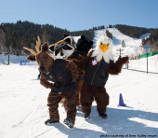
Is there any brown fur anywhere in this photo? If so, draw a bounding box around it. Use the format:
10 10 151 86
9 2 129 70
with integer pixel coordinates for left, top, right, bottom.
108 56 129 75
81 82 109 115
48 89 77 124
66 55 90 106
47 59 78 124
76 80 84 105
80 51 129 117
61 56 86 107
27 43 79 125
26 43 55 89
40 75 54 89
66 59 79 80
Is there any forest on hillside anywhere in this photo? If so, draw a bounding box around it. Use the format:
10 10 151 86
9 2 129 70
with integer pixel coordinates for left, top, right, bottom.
0 21 104 55
114 24 152 38
0 21 69 55
0 21 158 55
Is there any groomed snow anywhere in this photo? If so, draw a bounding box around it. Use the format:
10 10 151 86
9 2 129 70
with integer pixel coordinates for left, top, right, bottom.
0 63 158 138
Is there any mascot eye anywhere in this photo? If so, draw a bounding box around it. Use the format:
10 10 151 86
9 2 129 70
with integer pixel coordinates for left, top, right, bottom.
61 50 64 56
49 46 55 51
55 48 60 56
63 45 72 50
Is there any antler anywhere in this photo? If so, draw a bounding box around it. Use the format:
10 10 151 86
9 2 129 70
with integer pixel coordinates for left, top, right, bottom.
35 36 41 53
23 47 36 55
23 36 41 55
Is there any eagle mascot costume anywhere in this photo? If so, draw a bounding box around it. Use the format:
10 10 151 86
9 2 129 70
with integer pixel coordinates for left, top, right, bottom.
80 35 129 119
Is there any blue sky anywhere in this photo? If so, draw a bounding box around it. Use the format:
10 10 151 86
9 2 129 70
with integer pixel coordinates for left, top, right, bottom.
0 0 158 31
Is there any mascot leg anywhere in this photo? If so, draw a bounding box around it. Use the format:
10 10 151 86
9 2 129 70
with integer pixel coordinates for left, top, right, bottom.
61 97 68 111
62 80 83 111
63 92 77 128
46 92 62 124
94 87 109 118
76 80 84 106
80 82 94 118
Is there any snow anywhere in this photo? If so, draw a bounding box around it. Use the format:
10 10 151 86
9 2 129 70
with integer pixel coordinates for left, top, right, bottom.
139 33 151 39
128 55 158 73
0 53 27 64
0 60 158 138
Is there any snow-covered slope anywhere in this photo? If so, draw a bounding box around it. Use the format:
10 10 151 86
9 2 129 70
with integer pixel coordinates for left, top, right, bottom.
0 58 158 138
139 33 150 39
94 28 144 58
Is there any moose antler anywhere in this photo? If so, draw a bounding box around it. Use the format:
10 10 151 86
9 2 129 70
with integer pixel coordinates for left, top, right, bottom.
35 36 41 53
23 36 41 55
23 47 37 55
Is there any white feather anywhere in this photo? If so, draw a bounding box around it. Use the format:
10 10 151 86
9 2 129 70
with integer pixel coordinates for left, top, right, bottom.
92 32 114 63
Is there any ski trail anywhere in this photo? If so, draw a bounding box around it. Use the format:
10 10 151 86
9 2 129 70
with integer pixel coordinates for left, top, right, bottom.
12 110 35 128
33 128 52 138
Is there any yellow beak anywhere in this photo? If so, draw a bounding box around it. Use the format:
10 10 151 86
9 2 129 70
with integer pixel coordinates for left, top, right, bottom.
99 43 109 53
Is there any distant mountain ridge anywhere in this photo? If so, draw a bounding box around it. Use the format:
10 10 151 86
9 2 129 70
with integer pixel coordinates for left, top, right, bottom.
114 24 153 38
0 21 158 55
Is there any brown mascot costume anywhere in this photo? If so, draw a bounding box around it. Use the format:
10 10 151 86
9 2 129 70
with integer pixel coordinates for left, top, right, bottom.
24 37 79 128
80 35 129 119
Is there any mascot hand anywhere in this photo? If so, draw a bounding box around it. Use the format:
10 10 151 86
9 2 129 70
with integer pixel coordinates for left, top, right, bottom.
87 49 93 57
50 82 55 89
118 56 129 64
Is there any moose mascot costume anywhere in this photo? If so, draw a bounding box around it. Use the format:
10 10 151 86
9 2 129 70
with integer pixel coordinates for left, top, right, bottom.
80 35 129 119
24 37 79 128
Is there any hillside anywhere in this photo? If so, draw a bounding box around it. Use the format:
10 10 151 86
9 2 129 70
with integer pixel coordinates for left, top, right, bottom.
114 24 158 51
0 21 70 55
0 21 158 55
0 21 102 55
114 24 152 38
94 28 143 58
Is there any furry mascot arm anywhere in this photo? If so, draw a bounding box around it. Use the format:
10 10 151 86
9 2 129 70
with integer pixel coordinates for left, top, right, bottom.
66 60 79 80
70 50 93 78
108 56 129 75
72 55 89 76
40 74 54 89
78 50 94 74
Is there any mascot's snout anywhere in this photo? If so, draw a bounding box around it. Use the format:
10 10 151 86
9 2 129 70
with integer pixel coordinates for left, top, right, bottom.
99 43 109 53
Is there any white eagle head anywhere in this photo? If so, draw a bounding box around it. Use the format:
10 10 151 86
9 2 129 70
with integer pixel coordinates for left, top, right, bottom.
92 34 114 63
